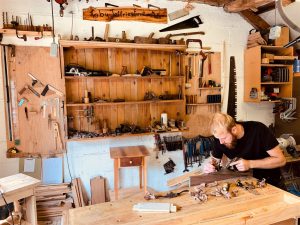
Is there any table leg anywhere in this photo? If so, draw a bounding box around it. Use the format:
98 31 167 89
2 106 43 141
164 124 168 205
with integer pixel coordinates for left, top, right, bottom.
143 157 147 194
25 195 38 225
114 158 119 200
139 164 142 189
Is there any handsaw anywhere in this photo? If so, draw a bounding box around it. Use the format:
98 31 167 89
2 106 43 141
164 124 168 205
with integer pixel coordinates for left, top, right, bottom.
227 56 237 120
159 15 203 32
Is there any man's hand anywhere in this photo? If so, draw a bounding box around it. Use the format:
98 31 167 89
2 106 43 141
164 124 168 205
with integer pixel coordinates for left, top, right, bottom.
203 158 220 173
229 159 251 171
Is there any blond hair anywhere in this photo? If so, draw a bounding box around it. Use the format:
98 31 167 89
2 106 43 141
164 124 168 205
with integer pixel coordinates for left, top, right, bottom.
210 112 236 135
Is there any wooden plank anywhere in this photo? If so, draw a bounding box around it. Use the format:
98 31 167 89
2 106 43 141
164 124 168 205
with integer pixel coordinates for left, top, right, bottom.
167 169 202 187
83 7 167 23
90 176 106 205
60 40 187 52
189 170 253 186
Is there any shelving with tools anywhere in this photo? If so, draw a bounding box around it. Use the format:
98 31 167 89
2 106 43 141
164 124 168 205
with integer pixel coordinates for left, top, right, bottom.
3 46 65 157
184 52 222 137
244 45 295 102
60 40 187 140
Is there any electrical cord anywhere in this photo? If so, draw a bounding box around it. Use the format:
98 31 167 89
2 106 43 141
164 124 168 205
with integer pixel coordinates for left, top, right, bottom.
65 149 73 183
0 187 14 225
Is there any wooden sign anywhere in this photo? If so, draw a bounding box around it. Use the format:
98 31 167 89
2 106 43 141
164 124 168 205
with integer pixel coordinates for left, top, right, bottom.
83 7 168 23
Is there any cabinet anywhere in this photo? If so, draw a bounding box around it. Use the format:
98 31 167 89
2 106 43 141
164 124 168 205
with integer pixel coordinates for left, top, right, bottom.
60 40 187 140
244 46 294 102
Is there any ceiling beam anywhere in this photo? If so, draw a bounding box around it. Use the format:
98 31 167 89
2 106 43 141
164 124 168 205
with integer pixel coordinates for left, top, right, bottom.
255 0 295 14
167 0 231 7
239 9 270 30
224 0 274 13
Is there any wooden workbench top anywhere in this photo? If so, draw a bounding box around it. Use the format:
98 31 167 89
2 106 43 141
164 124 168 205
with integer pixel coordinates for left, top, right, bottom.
110 145 150 158
65 177 300 225
0 173 41 195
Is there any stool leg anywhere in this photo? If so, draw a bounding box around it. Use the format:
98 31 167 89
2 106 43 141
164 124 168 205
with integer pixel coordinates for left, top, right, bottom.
114 159 119 200
139 165 142 189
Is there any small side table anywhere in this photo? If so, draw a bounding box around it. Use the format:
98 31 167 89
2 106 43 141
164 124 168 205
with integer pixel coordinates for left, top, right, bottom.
110 145 150 200
0 173 41 225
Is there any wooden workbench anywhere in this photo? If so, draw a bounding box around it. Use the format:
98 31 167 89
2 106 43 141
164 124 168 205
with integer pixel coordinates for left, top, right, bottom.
64 177 300 225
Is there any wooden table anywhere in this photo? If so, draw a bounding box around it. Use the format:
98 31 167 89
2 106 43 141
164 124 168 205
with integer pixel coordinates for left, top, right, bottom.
65 177 300 225
110 145 150 200
0 173 41 225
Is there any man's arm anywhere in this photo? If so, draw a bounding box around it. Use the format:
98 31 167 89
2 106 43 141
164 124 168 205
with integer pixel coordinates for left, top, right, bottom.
230 145 286 171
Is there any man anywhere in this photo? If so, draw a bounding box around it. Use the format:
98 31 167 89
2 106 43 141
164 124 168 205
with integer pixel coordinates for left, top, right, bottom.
204 112 286 189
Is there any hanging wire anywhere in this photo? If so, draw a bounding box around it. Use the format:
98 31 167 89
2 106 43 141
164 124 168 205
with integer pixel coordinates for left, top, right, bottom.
50 0 55 43
274 0 277 26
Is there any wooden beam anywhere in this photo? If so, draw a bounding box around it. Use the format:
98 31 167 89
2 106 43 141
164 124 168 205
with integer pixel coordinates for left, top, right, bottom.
167 0 231 7
224 0 274 13
239 9 270 31
255 0 295 15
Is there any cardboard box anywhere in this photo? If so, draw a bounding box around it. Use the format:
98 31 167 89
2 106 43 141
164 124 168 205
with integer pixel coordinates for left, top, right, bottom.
275 26 289 46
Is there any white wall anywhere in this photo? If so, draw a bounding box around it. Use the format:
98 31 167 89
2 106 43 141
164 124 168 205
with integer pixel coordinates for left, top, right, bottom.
0 0 276 192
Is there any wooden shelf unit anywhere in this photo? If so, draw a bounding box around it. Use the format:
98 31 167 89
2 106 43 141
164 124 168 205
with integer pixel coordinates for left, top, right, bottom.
244 45 294 102
61 40 186 137
0 28 52 37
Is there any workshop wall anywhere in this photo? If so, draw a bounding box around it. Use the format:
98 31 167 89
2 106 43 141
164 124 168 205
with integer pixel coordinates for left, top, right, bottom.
0 0 276 191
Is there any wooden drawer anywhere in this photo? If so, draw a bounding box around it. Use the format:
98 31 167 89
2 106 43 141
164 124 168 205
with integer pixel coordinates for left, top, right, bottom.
120 157 142 167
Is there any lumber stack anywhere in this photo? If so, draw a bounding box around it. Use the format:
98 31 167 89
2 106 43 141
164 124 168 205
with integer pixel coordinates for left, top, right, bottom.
35 183 73 222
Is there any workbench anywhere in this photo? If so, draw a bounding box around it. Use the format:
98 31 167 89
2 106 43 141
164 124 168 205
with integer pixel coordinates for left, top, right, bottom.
64 177 300 225
0 173 41 225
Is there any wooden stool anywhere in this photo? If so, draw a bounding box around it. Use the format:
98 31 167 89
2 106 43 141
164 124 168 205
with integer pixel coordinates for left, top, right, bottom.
110 145 150 200
0 173 40 225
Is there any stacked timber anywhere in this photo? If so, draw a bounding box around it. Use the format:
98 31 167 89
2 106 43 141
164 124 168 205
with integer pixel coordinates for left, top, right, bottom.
35 183 73 223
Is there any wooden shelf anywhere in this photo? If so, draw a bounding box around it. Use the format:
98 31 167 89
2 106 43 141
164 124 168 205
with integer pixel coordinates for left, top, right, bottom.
60 40 187 51
294 72 300 77
66 130 188 143
198 87 221 90
65 75 185 80
261 82 292 85
6 151 64 158
66 99 184 107
0 28 52 37
273 56 296 61
186 103 221 106
261 63 292 67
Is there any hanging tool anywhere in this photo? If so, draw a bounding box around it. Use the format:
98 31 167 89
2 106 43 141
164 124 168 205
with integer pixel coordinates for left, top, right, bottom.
188 56 192 80
227 56 237 120
207 53 212 74
159 15 203 32
148 4 160 9
41 84 64 97
186 39 211 51
169 31 205 38
52 121 63 150
168 2 192 21
28 73 44 87
105 3 119 7
198 51 207 90
53 0 68 17
11 21 27 41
